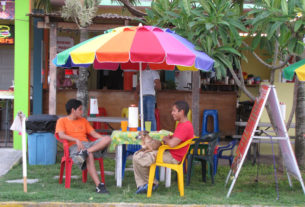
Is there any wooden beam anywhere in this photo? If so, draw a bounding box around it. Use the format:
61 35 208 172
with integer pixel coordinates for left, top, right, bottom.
48 23 57 115
37 21 123 31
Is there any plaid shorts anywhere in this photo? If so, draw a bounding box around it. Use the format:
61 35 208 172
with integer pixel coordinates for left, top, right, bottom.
69 138 107 168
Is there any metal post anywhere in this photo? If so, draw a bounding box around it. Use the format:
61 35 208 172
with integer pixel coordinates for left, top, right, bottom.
139 63 144 130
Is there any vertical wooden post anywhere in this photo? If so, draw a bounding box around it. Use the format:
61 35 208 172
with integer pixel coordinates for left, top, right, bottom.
49 23 57 115
43 29 49 90
192 71 200 136
33 17 43 114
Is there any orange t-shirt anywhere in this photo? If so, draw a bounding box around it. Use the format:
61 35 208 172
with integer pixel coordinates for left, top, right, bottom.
55 117 94 147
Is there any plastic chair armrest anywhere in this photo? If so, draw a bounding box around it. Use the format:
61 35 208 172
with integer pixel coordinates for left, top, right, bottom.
55 133 71 158
193 133 219 156
155 145 170 163
155 139 194 163
217 140 236 156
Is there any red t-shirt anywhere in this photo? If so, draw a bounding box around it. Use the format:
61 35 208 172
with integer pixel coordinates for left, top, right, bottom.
55 117 94 147
169 121 194 162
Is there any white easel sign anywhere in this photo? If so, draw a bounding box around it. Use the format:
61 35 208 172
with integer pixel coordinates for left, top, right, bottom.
226 85 305 198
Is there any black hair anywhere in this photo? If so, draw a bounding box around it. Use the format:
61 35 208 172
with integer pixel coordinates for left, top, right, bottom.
65 99 82 115
174 100 189 116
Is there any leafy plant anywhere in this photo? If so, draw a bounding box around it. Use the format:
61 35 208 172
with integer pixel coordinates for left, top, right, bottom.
33 0 51 12
246 0 305 72
144 0 247 80
61 0 101 28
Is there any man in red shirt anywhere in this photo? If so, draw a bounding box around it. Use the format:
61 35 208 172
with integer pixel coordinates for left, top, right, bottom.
56 99 111 194
133 100 194 194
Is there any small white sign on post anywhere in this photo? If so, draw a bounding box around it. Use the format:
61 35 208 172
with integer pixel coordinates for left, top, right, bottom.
90 98 99 115
10 111 27 193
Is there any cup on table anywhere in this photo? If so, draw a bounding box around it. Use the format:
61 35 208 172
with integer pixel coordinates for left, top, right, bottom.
145 121 152 132
121 121 128 132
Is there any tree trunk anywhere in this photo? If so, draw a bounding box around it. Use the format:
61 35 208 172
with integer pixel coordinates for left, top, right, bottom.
48 23 57 115
118 0 147 17
192 71 200 136
295 80 305 169
76 28 89 117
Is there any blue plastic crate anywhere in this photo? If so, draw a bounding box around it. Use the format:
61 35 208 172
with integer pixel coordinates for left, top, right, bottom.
28 133 57 165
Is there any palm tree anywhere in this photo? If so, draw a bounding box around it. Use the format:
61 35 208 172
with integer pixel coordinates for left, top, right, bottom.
33 0 51 13
145 0 249 93
144 0 250 134
61 0 101 116
144 0 305 167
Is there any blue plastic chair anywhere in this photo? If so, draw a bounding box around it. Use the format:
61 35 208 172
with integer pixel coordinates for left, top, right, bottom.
213 140 237 174
122 144 141 179
201 109 219 136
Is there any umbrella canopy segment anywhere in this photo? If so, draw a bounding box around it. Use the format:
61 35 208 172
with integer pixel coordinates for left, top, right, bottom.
283 58 305 81
53 25 215 130
53 26 214 71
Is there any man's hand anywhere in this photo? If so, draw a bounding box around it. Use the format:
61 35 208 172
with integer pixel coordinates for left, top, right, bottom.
58 131 84 150
154 79 161 91
162 135 172 145
75 139 84 151
162 135 181 148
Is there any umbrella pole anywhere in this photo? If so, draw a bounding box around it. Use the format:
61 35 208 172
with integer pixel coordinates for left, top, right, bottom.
139 62 144 131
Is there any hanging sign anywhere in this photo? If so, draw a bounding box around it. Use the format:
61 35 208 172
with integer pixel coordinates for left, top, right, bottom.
0 25 14 44
57 36 74 53
89 98 99 115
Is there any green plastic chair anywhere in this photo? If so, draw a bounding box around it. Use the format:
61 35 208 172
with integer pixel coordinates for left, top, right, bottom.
186 132 219 185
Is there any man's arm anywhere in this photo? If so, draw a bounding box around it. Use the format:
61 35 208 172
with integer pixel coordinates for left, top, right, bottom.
58 131 84 151
89 130 106 139
162 135 181 148
154 79 161 91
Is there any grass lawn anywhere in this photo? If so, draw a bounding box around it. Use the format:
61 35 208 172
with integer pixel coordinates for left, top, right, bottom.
0 153 305 206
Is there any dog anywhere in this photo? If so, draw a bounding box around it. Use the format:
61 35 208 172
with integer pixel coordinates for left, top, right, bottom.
137 131 162 153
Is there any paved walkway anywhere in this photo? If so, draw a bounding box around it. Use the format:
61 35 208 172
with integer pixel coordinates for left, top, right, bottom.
0 202 270 207
0 148 22 177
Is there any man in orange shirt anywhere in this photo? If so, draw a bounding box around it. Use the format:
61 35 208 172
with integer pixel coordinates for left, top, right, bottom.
56 99 111 194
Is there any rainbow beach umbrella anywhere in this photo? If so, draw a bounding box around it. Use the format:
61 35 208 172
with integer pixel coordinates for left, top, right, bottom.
283 58 305 81
53 25 214 129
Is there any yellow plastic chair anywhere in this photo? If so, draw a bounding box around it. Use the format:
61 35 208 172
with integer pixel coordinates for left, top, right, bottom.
147 138 194 197
175 110 192 128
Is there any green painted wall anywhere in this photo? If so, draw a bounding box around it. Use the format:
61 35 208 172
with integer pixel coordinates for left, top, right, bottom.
14 0 30 149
